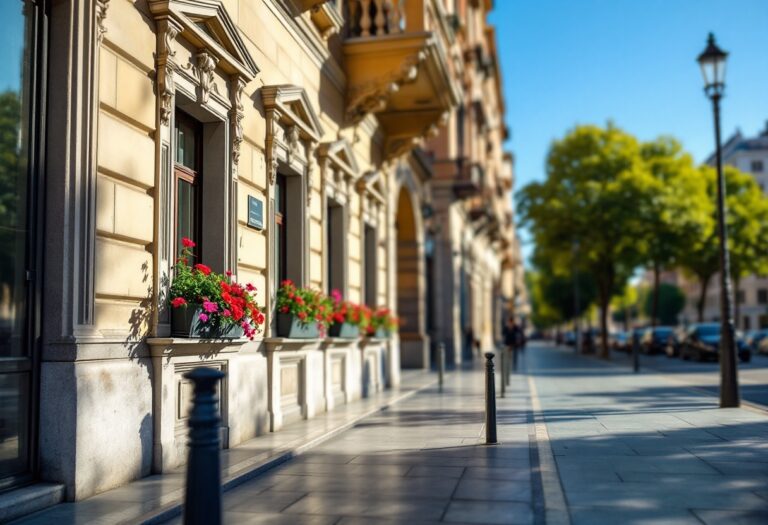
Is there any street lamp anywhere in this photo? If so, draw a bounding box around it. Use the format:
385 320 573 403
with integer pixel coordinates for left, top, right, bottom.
697 33 740 408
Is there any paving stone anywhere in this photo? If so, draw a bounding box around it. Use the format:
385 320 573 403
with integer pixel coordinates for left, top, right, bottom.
443 500 533 524
693 509 768 525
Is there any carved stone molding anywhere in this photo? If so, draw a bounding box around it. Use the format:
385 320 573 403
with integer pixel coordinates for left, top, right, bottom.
261 85 324 194
95 0 110 45
155 17 182 126
195 51 219 104
230 76 245 172
346 51 424 123
306 141 317 204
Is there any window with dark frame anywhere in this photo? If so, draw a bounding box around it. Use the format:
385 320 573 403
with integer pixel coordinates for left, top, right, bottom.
174 110 202 260
275 174 288 284
326 201 344 294
751 160 764 173
364 224 377 306
758 288 768 305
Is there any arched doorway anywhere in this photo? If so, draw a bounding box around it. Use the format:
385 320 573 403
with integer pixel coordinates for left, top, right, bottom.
396 186 429 368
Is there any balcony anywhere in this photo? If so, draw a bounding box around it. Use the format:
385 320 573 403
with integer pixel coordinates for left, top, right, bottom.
452 160 484 199
343 0 459 159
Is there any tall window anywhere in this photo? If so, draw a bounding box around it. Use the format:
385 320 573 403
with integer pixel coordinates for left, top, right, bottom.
364 224 377 306
0 0 44 489
275 174 287 284
751 160 764 173
326 201 344 294
174 111 202 258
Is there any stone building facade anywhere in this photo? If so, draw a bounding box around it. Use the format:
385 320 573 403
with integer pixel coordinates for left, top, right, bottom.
0 0 522 504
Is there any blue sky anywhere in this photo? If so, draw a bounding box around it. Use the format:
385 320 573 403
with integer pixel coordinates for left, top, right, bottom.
489 0 768 262
0 3 24 93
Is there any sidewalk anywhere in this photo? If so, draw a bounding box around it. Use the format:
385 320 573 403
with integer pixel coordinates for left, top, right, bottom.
8 371 438 525
526 343 768 525
166 360 540 525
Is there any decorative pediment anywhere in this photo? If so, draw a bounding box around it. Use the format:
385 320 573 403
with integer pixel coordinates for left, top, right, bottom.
261 85 324 204
148 0 259 80
356 170 386 205
318 139 359 179
261 85 324 143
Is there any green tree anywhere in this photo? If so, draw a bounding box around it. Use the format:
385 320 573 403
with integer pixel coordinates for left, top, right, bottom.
518 124 652 358
611 284 639 331
642 283 685 325
638 137 710 326
677 165 768 322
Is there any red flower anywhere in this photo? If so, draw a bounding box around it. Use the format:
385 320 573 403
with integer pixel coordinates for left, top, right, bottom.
225 270 232 277
182 237 196 248
255 312 265 324
281 279 294 287
280 306 290 313
298 312 307 320
295 296 304 306
194 264 212 276
171 297 187 308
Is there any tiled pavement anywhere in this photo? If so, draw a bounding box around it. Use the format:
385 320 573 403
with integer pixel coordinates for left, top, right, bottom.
527 344 768 525
11 343 768 524
162 362 538 525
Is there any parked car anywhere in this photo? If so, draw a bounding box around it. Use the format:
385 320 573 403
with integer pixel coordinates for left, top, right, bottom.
745 330 768 352
610 331 630 352
679 323 751 363
665 326 688 358
641 326 675 355
759 336 768 355
562 331 577 346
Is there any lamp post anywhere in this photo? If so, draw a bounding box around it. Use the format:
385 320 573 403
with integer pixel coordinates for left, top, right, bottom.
697 33 740 408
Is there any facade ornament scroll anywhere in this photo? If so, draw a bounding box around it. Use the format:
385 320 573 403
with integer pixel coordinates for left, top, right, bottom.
266 107 282 186
306 141 317 205
230 76 246 173
96 0 110 44
285 125 301 165
194 51 219 104
155 18 182 126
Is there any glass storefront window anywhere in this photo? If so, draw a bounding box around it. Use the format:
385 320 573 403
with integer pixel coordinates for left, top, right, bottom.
0 0 40 488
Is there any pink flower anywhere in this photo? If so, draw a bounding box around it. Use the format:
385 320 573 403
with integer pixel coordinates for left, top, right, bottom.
222 309 232 318
225 270 232 277
246 283 256 292
171 297 187 308
198 313 209 323
182 237 196 248
202 300 218 313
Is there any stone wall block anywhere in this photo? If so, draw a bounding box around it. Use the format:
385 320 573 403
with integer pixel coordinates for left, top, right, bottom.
98 113 154 188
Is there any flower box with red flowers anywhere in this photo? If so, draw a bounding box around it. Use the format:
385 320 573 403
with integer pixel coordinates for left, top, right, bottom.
368 307 399 339
327 290 370 339
168 238 266 340
275 280 330 339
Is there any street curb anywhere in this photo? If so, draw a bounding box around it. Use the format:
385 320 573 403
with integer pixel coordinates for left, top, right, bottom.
134 376 439 525
527 375 571 525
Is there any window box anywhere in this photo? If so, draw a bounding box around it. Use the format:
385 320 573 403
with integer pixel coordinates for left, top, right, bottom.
374 327 390 339
328 322 360 339
171 305 244 339
276 312 319 339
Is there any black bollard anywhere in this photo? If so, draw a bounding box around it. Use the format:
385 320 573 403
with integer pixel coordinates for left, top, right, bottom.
438 342 446 392
484 353 498 444
183 367 225 525
499 348 506 398
505 347 512 386
632 332 640 374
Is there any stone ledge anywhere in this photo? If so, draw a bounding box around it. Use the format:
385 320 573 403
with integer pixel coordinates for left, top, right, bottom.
0 482 64 522
263 337 323 352
146 337 249 358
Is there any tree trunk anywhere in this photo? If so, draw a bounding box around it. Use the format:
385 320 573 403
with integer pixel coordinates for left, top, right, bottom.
697 274 711 322
651 262 660 327
599 293 610 359
734 275 741 330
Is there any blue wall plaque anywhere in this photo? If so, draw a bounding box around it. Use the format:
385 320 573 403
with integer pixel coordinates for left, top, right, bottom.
247 195 264 230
